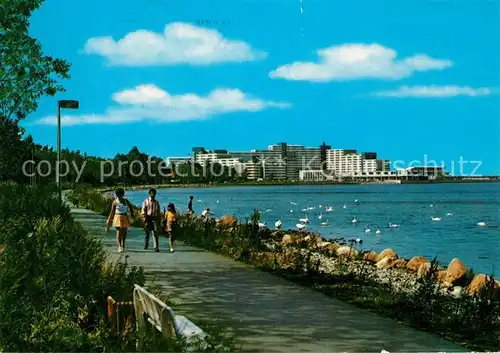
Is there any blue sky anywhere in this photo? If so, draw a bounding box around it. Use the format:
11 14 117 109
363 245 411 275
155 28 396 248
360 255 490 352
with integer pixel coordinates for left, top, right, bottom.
25 0 500 175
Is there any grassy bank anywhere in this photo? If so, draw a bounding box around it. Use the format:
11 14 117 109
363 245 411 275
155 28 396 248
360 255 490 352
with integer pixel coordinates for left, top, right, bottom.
0 183 232 352
69 186 500 352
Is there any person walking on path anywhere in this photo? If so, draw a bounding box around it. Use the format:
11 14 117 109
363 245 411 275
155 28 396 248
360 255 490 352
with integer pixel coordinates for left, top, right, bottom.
106 188 135 253
164 203 178 252
187 196 194 215
141 188 161 252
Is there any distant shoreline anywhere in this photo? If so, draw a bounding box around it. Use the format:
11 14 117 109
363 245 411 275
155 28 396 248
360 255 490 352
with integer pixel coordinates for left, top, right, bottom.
96 178 500 193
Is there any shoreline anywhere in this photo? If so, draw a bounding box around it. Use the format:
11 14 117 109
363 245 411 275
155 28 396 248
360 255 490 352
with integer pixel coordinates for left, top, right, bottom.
96 178 500 192
68 186 500 351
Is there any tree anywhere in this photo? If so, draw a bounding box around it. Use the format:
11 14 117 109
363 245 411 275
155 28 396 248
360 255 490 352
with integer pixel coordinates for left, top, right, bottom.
0 0 71 121
0 0 71 182
0 117 30 182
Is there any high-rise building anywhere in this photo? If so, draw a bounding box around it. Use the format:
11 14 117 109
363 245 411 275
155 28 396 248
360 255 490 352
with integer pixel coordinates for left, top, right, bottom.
326 149 363 176
267 142 323 180
376 160 391 172
189 143 391 180
320 142 331 171
251 148 286 180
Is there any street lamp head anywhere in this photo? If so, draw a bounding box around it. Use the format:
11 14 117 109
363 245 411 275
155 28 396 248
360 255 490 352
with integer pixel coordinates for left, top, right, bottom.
58 100 79 109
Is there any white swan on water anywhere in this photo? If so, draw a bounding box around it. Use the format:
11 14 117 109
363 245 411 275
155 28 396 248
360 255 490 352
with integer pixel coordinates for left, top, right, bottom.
365 225 371 233
299 215 309 224
352 217 358 224
343 204 347 209
326 206 333 212
431 217 442 221
376 227 381 235
477 222 487 227
318 213 323 220
275 220 282 229
446 213 453 216
296 223 306 230
388 222 400 228
321 219 328 226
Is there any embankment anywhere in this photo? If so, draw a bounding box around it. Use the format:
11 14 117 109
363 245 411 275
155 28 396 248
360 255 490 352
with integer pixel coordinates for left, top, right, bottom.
68 185 500 352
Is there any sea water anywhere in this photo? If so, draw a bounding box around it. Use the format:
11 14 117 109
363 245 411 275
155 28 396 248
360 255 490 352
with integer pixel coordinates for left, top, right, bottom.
127 183 500 274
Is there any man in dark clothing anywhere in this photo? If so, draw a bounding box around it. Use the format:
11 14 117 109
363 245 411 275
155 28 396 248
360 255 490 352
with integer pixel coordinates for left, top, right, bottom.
187 195 194 215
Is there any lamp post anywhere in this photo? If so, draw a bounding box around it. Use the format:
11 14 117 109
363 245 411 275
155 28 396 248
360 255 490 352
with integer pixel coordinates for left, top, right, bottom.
57 100 79 202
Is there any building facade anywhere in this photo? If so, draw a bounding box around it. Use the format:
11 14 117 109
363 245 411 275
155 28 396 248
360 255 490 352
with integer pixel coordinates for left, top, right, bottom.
166 156 191 166
326 149 363 176
188 142 394 181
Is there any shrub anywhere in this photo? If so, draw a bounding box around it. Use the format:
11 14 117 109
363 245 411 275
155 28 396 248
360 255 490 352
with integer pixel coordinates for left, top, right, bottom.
69 185 500 351
0 183 167 351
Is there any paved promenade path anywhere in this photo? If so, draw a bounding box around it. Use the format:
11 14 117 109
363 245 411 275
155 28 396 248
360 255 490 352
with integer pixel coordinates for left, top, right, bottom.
70 205 466 352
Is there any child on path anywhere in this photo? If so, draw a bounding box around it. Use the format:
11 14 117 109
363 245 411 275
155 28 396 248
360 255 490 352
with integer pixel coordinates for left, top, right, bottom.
164 203 178 252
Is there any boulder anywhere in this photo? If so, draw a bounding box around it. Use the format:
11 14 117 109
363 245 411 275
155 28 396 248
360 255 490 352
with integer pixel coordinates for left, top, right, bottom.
363 251 378 263
417 262 431 278
376 249 397 262
336 246 358 259
406 256 430 272
376 257 394 270
316 241 331 249
324 243 340 255
436 270 448 282
390 259 407 269
218 215 238 227
281 234 296 244
444 258 467 284
467 274 498 295
304 234 321 243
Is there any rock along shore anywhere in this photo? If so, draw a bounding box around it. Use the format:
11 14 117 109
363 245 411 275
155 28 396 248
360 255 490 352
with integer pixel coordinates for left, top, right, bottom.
214 214 500 300
265 229 500 299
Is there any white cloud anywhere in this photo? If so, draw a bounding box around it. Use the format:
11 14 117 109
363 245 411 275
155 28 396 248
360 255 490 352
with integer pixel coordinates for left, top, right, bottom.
269 43 453 82
372 85 495 98
83 22 266 66
34 84 290 125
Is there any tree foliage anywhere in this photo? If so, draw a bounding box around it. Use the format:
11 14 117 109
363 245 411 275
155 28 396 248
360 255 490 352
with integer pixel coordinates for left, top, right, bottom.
0 0 71 121
0 0 71 181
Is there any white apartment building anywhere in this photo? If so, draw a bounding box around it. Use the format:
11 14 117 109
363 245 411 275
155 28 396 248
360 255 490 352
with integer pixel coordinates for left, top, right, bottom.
194 153 244 174
195 153 219 164
326 149 363 176
166 156 191 166
299 170 335 181
363 159 378 173
217 158 244 174
243 161 262 180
